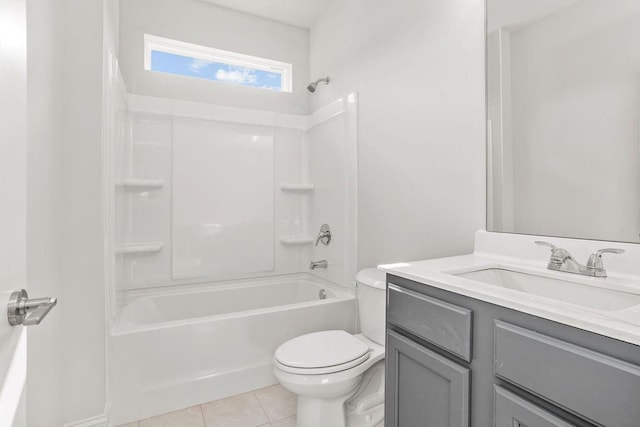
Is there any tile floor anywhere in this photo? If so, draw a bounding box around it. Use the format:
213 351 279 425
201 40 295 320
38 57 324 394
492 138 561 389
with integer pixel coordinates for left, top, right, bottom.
119 385 296 427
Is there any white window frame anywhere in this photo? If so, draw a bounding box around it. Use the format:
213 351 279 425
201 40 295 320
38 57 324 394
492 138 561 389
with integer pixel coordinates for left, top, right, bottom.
144 34 293 93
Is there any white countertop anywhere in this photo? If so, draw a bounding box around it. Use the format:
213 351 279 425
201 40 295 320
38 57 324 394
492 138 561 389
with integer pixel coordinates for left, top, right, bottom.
379 248 640 347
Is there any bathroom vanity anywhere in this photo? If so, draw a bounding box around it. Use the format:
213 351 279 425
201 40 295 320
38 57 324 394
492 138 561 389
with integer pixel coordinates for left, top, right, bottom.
381 232 640 427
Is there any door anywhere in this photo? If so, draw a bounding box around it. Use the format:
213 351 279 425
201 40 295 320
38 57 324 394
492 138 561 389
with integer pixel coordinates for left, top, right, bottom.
0 0 28 425
385 330 470 427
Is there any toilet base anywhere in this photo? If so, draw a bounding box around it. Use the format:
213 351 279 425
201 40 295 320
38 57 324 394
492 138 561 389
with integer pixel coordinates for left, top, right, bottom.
294 361 385 427
297 392 357 427
346 361 385 427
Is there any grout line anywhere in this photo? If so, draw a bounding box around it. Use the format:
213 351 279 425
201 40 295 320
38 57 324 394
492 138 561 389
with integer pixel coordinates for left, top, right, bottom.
254 388 272 421
255 386 297 424
253 391 273 425
199 403 207 427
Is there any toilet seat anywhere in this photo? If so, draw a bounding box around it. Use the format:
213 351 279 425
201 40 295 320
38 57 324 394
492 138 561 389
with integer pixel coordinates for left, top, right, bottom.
275 330 371 375
275 351 371 375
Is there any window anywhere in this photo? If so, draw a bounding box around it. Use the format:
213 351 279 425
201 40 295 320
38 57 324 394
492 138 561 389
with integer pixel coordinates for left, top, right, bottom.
144 34 292 92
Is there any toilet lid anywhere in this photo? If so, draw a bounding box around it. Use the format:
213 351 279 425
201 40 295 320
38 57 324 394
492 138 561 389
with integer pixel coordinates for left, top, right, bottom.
275 330 370 370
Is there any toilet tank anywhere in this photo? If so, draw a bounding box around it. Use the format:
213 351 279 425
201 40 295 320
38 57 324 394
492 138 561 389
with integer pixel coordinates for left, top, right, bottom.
356 268 387 345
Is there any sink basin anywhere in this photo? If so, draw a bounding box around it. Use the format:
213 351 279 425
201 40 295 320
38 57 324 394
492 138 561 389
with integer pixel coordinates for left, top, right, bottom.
454 268 640 311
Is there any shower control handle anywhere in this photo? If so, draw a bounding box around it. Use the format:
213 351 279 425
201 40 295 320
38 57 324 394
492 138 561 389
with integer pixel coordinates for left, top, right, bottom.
315 224 332 246
7 289 57 326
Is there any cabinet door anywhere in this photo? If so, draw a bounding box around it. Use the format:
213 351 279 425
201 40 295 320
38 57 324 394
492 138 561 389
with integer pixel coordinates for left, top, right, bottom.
494 386 573 427
386 330 469 427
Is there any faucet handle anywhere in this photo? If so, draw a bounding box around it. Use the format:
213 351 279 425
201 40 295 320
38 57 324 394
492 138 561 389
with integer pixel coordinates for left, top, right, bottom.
535 241 570 269
314 224 332 246
586 248 625 274
535 241 558 250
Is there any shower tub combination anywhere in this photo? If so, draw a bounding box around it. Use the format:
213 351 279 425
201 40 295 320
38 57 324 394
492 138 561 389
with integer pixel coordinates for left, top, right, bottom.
109 273 356 425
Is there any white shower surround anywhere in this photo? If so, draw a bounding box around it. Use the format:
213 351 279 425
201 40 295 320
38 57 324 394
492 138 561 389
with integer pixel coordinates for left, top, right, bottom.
109 274 356 425
114 93 358 297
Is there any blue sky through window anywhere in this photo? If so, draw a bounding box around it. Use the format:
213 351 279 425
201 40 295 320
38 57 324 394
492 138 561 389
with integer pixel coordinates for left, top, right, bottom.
150 50 283 91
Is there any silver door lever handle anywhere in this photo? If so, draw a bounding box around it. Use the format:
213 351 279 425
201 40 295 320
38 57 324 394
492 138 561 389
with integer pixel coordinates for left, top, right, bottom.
7 289 57 326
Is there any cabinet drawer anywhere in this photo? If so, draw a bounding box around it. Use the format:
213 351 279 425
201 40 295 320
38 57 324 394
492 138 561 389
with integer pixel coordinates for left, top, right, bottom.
494 321 640 427
495 386 573 427
387 284 472 361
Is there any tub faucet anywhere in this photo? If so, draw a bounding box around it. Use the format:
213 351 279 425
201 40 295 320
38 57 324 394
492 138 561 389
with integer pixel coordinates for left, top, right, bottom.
310 260 328 270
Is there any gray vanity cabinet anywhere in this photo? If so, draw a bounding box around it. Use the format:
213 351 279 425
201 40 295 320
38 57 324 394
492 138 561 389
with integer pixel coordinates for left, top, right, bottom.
385 274 640 427
386 330 470 427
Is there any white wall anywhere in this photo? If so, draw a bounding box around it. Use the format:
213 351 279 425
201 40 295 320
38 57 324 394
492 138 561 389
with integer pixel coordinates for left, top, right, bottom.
22 1 109 425
26 1 63 425
59 0 107 423
508 0 640 242
119 0 310 115
310 0 486 268
25 0 109 425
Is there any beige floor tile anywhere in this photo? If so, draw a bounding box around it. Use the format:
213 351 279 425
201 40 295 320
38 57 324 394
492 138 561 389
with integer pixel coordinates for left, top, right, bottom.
202 392 269 427
255 385 297 422
271 415 296 427
117 423 139 427
139 406 205 427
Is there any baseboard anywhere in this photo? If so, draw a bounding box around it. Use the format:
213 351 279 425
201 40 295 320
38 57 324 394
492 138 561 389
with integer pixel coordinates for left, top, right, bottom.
62 403 111 427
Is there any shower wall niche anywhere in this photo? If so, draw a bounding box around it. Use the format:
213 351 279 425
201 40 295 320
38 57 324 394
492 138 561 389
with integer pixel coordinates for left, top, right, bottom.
112 93 357 298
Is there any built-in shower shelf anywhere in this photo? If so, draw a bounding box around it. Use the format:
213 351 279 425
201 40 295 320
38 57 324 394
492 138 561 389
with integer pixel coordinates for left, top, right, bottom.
117 179 165 191
116 242 165 255
280 183 314 192
279 236 314 245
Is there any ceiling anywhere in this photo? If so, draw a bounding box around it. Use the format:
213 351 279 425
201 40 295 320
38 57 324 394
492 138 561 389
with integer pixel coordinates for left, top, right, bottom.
199 0 331 29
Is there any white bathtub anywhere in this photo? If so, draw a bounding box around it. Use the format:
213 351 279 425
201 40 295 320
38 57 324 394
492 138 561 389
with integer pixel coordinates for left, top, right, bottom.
109 274 356 425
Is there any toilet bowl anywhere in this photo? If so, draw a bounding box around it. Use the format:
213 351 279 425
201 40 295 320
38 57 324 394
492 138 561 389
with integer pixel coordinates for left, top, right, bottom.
273 269 386 427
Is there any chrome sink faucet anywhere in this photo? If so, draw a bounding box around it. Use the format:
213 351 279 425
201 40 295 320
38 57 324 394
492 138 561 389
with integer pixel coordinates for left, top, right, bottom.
535 241 624 278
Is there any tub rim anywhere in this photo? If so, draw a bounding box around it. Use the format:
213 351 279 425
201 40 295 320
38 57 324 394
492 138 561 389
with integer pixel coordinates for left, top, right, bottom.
110 273 355 335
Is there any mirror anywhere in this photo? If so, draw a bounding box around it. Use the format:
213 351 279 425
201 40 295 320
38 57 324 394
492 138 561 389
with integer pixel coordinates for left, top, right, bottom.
486 0 640 243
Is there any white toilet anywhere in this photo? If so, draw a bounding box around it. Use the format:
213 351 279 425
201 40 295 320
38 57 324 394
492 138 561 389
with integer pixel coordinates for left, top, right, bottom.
274 269 386 427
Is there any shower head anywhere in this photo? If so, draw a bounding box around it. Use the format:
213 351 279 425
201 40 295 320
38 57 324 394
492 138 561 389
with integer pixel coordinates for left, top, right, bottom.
307 77 331 93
